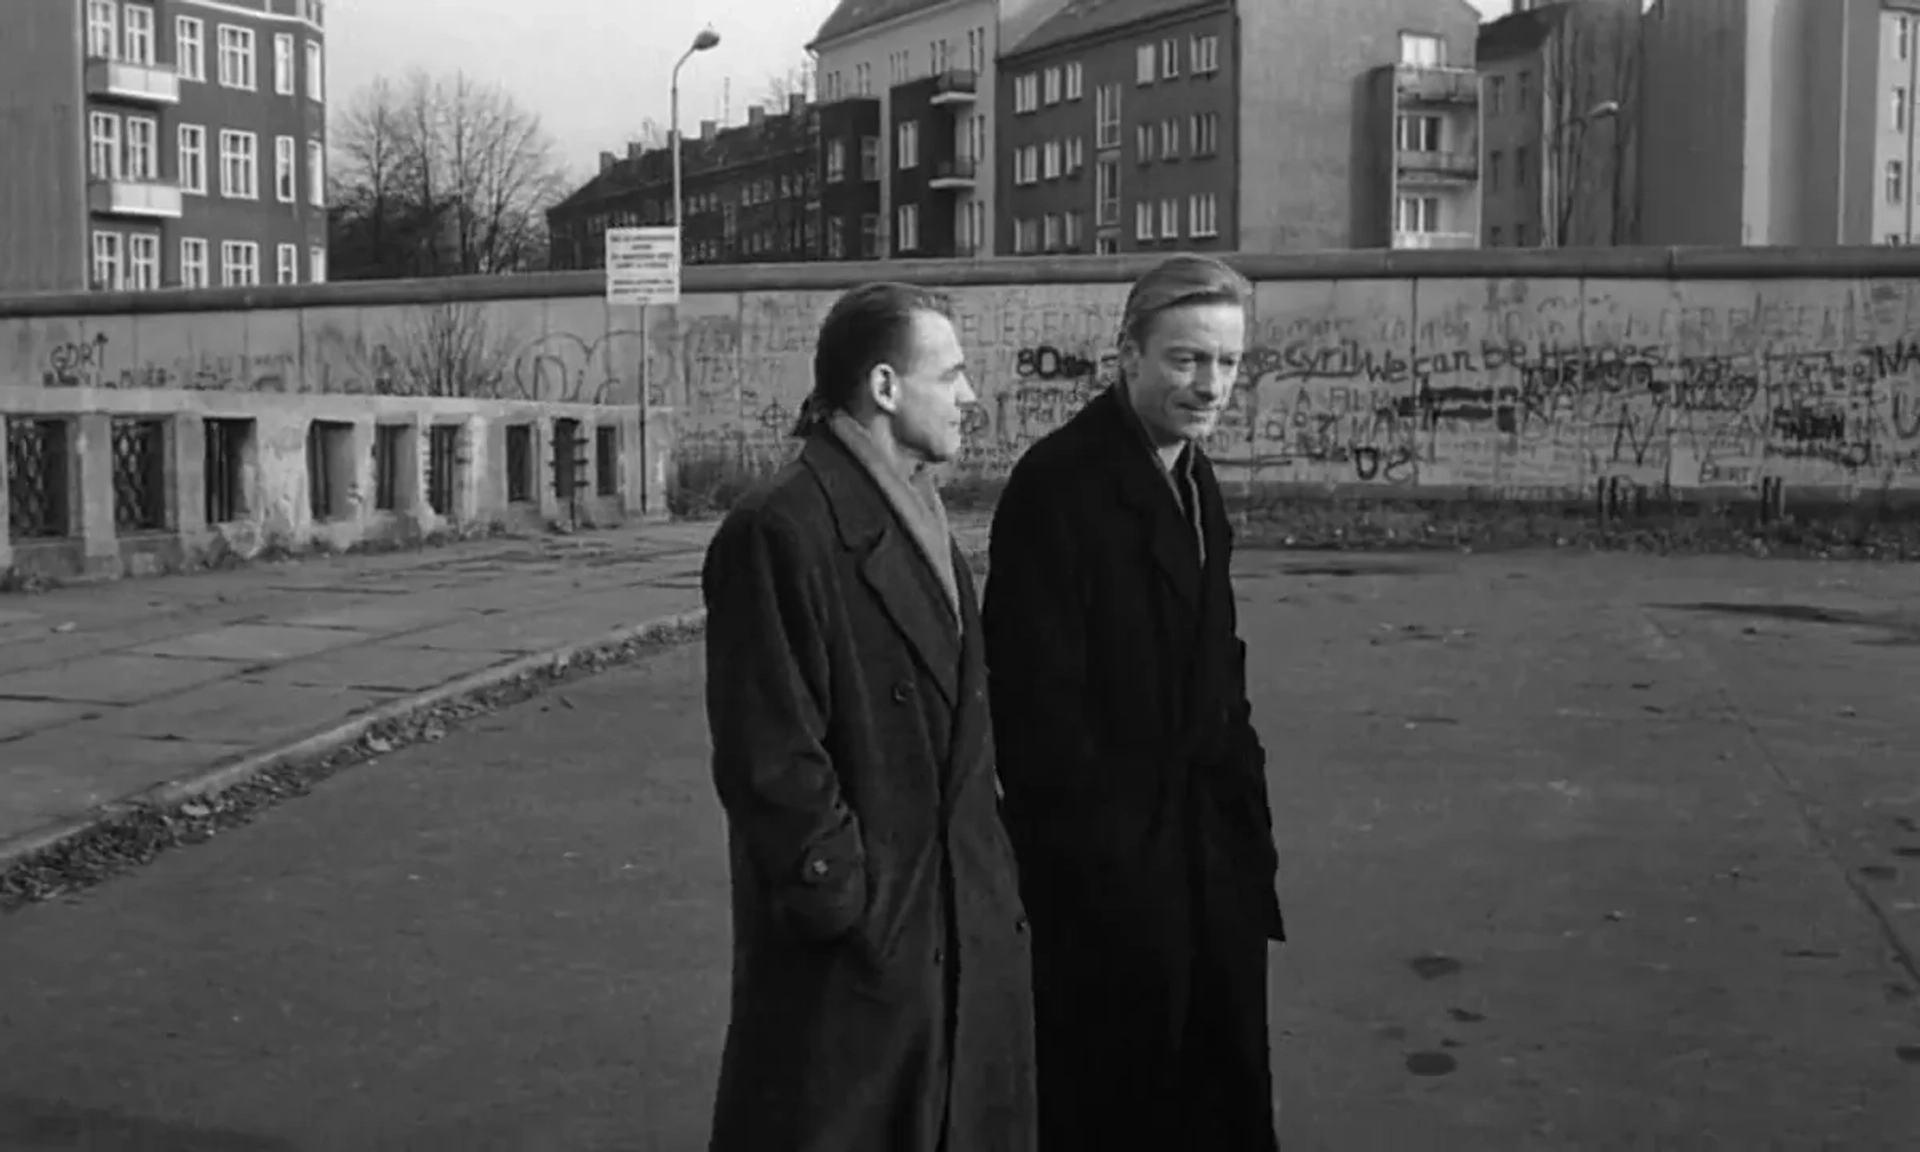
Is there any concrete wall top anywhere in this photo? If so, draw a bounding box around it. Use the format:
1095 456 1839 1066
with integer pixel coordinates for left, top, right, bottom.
13 247 1920 318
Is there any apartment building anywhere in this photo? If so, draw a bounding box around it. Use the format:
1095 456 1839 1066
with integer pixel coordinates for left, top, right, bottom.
810 0 1000 258
0 0 328 294
1638 0 1915 246
1363 31 1485 249
997 0 1236 256
1478 0 1640 248
547 98 822 270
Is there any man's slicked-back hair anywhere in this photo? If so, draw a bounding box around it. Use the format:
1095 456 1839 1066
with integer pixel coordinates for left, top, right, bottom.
1119 253 1253 351
792 281 948 436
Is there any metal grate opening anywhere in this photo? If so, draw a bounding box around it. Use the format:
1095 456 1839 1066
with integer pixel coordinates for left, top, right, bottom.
595 425 619 496
6 416 72 540
505 424 533 503
373 424 408 511
203 418 252 524
428 424 459 516
110 417 169 534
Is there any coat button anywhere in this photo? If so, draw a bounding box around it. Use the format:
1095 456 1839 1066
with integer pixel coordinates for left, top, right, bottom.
892 680 912 704
805 858 829 880
932 947 945 967
1014 916 1028 935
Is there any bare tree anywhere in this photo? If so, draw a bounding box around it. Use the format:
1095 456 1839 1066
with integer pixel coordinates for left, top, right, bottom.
628 117 669 149
757 59 812 109
329 70 570 278
1542 0 1641 247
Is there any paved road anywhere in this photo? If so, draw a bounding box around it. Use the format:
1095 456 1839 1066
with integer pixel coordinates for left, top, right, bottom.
1 550 1916 1149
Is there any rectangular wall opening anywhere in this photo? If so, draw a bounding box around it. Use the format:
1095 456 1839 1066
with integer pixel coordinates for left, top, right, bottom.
372 423 408 512
307 420 355 522
427 424 460 517
203 417 254 525
505 423 534 503
594 424 619 496
110 416 170 535
6 416 73 540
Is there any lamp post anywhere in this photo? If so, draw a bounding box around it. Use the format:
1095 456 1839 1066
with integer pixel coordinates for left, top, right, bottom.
671 27 721 249
1547 99 1619 247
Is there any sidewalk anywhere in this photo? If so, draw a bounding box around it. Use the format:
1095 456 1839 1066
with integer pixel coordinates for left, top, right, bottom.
0 521 724 863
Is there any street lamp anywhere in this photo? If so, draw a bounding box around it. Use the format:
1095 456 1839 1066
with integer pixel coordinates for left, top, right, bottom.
671 27 721 249
1547 100 1621 246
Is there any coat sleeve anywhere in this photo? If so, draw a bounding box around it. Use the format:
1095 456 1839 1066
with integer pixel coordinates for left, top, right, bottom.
702 506 866 942
981 462 1104 794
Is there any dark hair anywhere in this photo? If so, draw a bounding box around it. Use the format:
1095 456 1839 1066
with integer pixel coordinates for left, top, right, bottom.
791 281 947 436
1119 254 1253 351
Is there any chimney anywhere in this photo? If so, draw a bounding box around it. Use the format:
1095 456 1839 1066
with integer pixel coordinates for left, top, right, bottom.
789 93 806 115
627 141 644 161
701 119 717 140
748 105 765 127
599 150 616 173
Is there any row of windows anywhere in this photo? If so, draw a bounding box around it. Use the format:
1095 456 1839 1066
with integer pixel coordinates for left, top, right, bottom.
1006 191 1223 255
1007 33 1221 118
86 1 324 101
91 231 327 291
821 25 990 102
88 113 323 206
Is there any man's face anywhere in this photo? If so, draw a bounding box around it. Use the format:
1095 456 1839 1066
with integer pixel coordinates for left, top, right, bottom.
877 310 975 464
1118 302 1245 447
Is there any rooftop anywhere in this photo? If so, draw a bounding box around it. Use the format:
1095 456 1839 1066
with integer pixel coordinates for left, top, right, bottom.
1005 0 1221 61
809 0 952 50
1476 3 1573 64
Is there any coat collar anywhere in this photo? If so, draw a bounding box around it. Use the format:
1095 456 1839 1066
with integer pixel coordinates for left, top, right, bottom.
800 432 961 706
1080 387 1205 613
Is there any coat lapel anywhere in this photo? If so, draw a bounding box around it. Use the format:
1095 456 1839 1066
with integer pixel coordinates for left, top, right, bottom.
945 547 991 815
802 435 962 708
1089 390 1203 616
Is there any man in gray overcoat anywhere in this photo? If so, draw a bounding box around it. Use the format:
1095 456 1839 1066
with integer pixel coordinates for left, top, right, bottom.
701 281 1037 1152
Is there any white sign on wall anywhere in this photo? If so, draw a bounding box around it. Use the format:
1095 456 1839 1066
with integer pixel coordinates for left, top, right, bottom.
605 226 681 305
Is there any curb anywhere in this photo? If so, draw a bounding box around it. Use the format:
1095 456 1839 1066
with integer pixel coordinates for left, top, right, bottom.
0 608 708 874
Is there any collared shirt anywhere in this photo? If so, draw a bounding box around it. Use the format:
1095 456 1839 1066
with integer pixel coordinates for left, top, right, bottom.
1113 382 1205 568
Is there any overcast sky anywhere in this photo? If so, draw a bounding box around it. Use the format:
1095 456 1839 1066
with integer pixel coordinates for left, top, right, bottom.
327 0 1515 180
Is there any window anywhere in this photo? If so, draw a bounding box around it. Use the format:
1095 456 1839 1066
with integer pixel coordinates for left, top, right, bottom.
1191 34 1219 74
1095 84 1121 148
1901 16 1913 61
1064 210 1084 250
1515 222 1530 246
1189 193 1218 237
969 26 986 73
373 424 407 511
1044 66 1061 104
88 112 120 179
1516 144 1530 186
220 130 258 198
218 25 256 90
220 240 260 286
178 124 207 193
1487 75 1504 115
427 425 459 515
92 231 123 291
1065 136 1084 171
1160 197 1179 237
827 139 846 181
308 421 353 521
855 62 871 96
306 39 324 101
1135 200 1154 240
1160 38 1179 79
1065 62 1083 100
123 4 155 65
1400 32 1444 66
307 139 325 205
594 426 619 496
1889 160 1904 203
128 234 159 290
1014 73 1038 113
1518 70 1533 108
1042 213 1060 250
860 136 880 180
1013 144 1038 184
1096 235 1118 255
110 418 169 534
1136 44 1155 84
176 16 205 81
86 1 117 59
181 238 209 287
1191 112 1219 155
1489 225 1503 246
203 418 252 524
1043 139 1062 179
309 246 326 283
1897 88 1909 133
1096 159 1119 225
1488 150 1503 191
1013 218 1039 254
896 120 919 168
1397 195 1440 233
896 203 919 252
1397 113 1442 152
125 117 157 180
1159 119 1180 158
505 425 534 502
1136 123 1153 163
277 243 298 284
859 213 879 257
274 33 294 95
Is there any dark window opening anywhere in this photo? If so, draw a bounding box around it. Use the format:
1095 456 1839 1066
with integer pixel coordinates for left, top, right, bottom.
506 424 533 503
110 416 169 534
307 420 354 521
6 416 71 540
203 417 253 524
595 425 619 496
551 418 581 502
373 423 408 511
428 424 460 516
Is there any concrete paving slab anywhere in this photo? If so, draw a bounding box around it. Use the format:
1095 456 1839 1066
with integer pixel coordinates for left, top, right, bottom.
0 653 239 706
279 602 468 633
397 593 698 655
0 699 99 741
128 624 373 663
83 681 393 745
0 733 252 842
243 643 512 692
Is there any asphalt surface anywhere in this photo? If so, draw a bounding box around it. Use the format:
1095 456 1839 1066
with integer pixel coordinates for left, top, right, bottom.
1 549 1917 1150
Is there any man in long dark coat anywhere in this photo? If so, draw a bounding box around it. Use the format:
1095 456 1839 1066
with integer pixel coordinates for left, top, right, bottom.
701 281 1037 1152
982 254 1285 1150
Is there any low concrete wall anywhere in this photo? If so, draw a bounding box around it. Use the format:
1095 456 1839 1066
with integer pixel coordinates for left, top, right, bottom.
6 247 1920 577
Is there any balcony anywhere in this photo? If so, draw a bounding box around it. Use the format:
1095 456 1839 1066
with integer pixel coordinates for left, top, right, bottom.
1396 65 1478 107
929 69 978 106
1397 149 1479 182
1394 231 1476 250
928 157 977 189
85 57 180 105
88 177 184 219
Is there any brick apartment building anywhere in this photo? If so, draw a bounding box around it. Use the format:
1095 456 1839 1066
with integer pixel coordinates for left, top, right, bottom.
547 97 822 270
0 0 329 293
